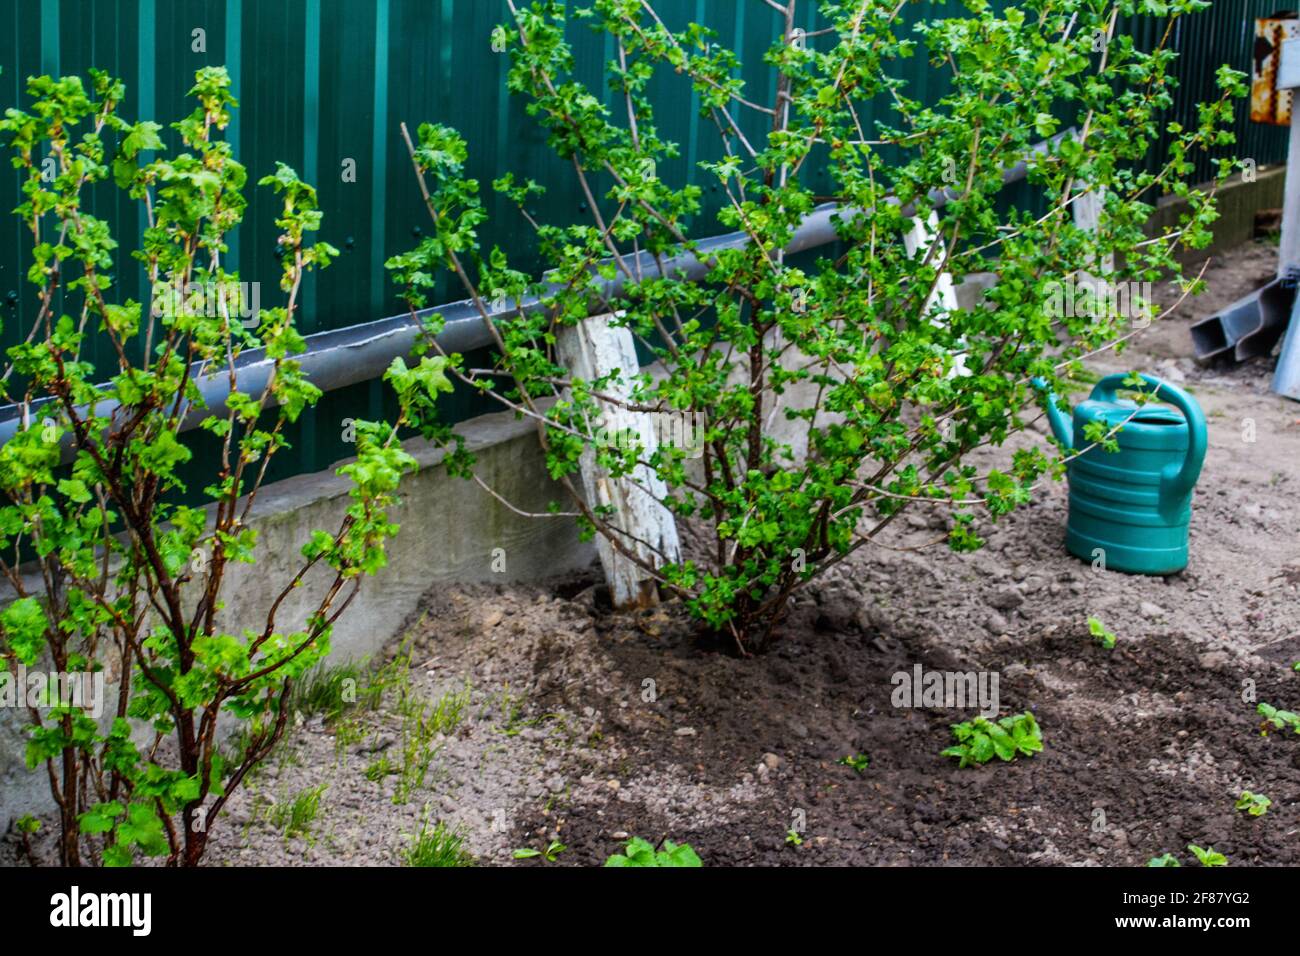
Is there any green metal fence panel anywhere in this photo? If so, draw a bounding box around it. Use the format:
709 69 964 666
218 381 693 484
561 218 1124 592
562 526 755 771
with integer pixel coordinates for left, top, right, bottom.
0 0 1284 482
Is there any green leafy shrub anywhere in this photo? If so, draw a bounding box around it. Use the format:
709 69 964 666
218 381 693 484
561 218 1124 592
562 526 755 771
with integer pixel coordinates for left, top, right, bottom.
385 0 1244 651
942 712 1043 767
0 69 414 866
604 836 702 867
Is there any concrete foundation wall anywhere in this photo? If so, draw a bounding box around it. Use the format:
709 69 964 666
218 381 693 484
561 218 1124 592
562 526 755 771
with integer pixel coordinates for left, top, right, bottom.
1148 164 1286 261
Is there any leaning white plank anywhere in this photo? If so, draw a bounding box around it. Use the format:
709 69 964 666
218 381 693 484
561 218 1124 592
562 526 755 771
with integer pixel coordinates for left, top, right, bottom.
904 211 968 376
1072 183 1116 274
554 313 681 609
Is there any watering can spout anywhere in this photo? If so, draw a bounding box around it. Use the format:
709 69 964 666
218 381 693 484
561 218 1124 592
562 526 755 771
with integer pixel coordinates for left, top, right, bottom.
1031 377 1073 449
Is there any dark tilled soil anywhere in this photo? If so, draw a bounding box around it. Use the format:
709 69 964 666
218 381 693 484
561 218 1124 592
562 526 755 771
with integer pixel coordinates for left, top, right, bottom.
498 238 1300 867
511 568 1300 866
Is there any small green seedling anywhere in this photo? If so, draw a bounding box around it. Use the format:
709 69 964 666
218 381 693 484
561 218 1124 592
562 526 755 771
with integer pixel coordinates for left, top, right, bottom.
604 836 702 867
1087 616 1116 649
837 753 870 774
1146 853 1181 867
1235 791 1271 817
514 839 566 863
785 829 803 847
1257 702 1300 736
942 712 1043 767
1187 844 1227 867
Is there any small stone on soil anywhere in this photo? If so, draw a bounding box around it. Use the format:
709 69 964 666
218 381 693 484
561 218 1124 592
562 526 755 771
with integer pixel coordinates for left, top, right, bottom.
1139 601 1167 621
989 587 1024 611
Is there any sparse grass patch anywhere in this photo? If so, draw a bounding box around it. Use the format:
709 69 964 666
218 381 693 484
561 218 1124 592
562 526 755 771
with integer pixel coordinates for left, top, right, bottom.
404 815 474 867
293 658 368 722
390 682 472 804
266 784 328 842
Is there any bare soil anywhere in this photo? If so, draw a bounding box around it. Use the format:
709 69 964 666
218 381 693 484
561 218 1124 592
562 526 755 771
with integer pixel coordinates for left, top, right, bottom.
6 240 1298 868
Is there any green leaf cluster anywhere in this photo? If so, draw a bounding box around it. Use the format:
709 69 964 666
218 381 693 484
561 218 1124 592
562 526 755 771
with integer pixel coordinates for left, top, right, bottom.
604 836 703 867
942 711 1043 767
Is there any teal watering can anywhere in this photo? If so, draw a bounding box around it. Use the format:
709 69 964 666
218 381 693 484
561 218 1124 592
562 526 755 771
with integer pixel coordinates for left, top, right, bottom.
1034 372 1207 575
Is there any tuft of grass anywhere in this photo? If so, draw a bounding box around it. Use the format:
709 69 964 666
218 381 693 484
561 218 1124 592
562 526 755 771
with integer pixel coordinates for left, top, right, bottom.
266 784 327 842
364 636 418 709
391 682 471 805
494 686 527 736
220 715 285 782
404 816 475 867
331 716 367 761
424 682 471 736
293 658 367 722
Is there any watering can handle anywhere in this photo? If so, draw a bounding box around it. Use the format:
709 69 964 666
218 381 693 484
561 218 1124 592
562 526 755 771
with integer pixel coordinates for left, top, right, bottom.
1090 372 1208 498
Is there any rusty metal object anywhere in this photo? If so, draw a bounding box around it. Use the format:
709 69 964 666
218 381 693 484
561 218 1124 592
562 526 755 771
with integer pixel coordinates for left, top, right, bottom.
1252 17 1300 126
